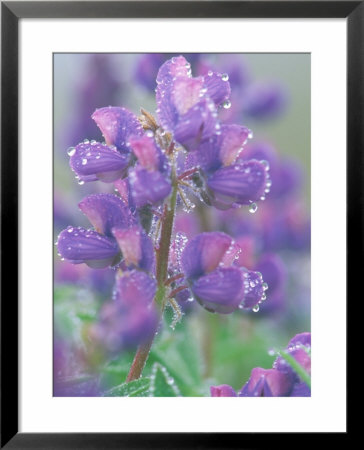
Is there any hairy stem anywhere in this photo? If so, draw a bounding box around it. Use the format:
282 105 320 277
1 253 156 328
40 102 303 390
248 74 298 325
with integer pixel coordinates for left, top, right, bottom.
126 173 178 382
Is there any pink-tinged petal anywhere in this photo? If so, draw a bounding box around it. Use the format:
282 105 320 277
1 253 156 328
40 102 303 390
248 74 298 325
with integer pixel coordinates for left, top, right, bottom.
128 166 171 207
192 267 243 314
114 179 129 204
173 98 219 151
203 71 231 106
92 107 143 150
156 56 192 131
112 225 155 272
129 135 160 171
240 368 293 397
172 77 204 115
210 384 237 397
78 193 135 237
219 240 242 267
69 141 129 183
219 125 251 166
207 160 269 206
57 226 119 269
181 232 233 279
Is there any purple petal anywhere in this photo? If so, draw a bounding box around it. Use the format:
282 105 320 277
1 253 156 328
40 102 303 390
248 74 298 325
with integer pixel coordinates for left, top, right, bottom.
57 226 119 269
181 232 233 279
290 382 311 397
288 332 311 349
78 193 136 237
128 166 171 207
92 107 143 151
172 76 205 115
156 56 192 131
134 53 166 90
129 135 164 172
112 225 155 272
243 82 286 119
92 271 158 351
240 368 293 397
173 98 219 151
192 267 243 314
203 71 231 106
115 270 156 306
218 125 251 166
69 141 129 183
207 160 269 206
240 269 265 309
254 253 286 297
210 384 237 397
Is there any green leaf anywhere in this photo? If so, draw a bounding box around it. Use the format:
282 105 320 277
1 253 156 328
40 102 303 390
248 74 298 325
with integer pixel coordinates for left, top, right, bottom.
149 363 181 397
103 377 151 397
278 350 311 389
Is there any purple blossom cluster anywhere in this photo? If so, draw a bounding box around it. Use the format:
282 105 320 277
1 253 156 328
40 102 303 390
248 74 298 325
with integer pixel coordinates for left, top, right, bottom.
55 54 309 394
56 55 271 356
211 332 311 397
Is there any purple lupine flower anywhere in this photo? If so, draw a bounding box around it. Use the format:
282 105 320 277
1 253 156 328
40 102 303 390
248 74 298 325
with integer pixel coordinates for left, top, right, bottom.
127 134 171 207
240 141 302 200
181 232 266 313
57 193 136 268
90 270 158 351
156 56 230 151
112 225 155 272
210 384 237 397
184 125 270 211
239 367 293 397
68 107 143 183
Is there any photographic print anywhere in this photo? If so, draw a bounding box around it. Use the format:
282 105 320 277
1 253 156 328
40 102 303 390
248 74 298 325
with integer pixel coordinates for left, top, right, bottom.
53 53 311 398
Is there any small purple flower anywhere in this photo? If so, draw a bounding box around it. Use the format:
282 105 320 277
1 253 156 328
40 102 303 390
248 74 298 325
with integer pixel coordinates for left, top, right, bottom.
127 135 171 207
207 160 270 209
239 367 293 397
57 227 120 269
68 107 143 184
181 232 266 314
156 56 230 151
210 384 237 397
57 193 136 268
91 270 158 351
112 225 155 272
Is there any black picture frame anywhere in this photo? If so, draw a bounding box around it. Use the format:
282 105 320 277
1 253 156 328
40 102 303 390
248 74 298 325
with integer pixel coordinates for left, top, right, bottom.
1 1 358 448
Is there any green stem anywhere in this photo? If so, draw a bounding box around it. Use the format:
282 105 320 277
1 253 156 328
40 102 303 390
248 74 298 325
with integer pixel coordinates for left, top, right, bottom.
126 174 178 382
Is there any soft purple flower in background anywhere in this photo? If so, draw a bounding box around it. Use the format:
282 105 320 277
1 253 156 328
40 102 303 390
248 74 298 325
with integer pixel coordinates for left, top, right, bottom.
239 367 293 397
90 270 158 352
210 384 237 397
212 332 311 397
67 55 123 146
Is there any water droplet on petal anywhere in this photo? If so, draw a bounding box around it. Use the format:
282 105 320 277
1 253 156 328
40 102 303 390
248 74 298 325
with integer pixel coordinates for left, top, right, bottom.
249 203 258 214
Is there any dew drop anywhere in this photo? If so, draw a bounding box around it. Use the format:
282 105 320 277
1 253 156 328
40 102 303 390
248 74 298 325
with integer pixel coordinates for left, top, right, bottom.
82 158 87 165
249 203 258 214
222 99 231 109
221 73 229 81
252 305 260 313
78 180 85 185
67 147 76 156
